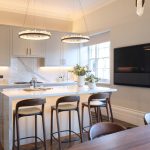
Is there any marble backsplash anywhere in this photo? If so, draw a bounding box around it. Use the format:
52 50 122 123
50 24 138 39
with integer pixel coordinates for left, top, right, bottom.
0 57 74 84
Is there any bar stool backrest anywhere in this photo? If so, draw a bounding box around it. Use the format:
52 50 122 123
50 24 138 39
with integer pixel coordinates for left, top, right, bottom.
88 92 111 104
90 122 125 140
56 96 80 108
16 98 46 113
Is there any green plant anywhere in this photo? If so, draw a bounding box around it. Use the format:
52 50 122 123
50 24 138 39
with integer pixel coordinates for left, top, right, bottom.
85 74 99 83
70 64 90 76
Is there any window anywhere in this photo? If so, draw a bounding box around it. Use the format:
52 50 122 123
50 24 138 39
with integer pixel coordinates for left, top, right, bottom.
88 41 110 84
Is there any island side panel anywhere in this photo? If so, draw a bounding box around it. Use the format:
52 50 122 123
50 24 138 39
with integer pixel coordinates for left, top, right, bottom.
3 93 13 150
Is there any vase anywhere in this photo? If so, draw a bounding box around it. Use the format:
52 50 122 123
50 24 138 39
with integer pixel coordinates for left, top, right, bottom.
77 75 85 87
88 82 96 89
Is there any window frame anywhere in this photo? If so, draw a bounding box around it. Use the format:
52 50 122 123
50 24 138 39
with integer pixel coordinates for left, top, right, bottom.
88 41 111 84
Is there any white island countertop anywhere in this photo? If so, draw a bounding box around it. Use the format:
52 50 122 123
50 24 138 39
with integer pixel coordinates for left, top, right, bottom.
2 85 117 99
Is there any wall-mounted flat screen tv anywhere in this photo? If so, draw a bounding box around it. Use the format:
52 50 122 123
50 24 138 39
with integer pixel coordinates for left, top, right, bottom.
114 43 150 87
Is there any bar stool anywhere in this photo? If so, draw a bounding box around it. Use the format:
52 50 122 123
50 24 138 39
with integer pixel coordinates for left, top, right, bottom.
82 92 113 132
13 98 47 150
50 96 82 150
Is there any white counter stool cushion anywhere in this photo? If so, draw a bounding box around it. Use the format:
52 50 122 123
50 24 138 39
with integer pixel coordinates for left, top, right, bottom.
13 98 46 150
50 96 82 150
83 99 106 107
18 107 41 115
51 104 77 111
144 113 150 125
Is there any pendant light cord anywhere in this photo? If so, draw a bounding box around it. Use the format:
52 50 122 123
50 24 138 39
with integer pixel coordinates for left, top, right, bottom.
78 0 90 36
23 0 30 27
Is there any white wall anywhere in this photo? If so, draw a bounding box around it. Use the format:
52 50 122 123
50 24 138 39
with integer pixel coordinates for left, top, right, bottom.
73 0 150 125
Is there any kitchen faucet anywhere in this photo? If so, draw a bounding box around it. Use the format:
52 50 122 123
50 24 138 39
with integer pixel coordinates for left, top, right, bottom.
30 77 37 88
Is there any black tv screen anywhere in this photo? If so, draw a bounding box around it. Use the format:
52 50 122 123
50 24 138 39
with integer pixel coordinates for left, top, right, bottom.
114 43 150 87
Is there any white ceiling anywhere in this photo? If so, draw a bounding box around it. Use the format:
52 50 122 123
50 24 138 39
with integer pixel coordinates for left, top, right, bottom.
0 0 116 21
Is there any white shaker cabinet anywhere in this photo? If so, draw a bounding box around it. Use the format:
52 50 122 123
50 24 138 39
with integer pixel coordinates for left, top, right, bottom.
44 31 79 66
62 43 79 66
12 27 45 57
0 25 10 66
44 31 62 66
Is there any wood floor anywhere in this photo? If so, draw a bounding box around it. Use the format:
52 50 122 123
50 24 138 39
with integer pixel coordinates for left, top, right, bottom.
1 118 136 150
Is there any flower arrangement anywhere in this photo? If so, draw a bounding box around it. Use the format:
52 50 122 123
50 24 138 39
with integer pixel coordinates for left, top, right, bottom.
71 64 90 76
85 74 99 83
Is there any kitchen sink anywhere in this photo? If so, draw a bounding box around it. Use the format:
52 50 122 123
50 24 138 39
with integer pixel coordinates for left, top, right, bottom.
23 87 52 91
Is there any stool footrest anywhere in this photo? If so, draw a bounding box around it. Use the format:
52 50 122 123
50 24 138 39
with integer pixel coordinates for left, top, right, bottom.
82 125 91 133
14 136 45 146
51 130 81 143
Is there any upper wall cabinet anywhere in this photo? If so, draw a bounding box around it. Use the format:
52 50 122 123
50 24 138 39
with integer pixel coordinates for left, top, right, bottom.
0 25 10 66
44 31 79 66
12 27 45 57
62 43 79 66
44 31 62 66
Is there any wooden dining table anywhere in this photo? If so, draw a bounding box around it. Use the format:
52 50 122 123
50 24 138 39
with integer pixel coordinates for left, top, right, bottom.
70 125 150 150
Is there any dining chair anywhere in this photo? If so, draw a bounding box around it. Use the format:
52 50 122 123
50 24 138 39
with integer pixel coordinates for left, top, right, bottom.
89 122 125 140
144 113 150 125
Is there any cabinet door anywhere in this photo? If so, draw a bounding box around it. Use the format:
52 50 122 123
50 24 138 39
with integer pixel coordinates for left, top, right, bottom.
29 40 45 58
12 27 28 57
0 25 10 66
62 43 79 66
44 32 62 66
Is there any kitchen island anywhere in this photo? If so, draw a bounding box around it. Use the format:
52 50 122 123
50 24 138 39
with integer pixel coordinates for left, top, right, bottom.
0 85 117 150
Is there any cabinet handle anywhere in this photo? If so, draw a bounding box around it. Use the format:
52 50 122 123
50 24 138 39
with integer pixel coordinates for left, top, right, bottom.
26 48 28 55
30 48 31 55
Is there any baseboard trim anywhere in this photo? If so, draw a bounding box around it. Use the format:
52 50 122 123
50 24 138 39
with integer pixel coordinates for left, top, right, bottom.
102 105 145 126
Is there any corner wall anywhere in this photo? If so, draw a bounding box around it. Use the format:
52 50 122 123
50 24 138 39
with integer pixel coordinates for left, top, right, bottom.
73 0 150 125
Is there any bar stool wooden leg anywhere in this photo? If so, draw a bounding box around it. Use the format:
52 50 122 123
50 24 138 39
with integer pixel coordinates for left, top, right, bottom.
16 115 20 150
97 107 100 122
56 110 61 150
99 107 103 122
108 101 114 122
106 104 110 121
88 106 92 126
13 112 15 150
42 113 47 150
50 108 54 144
69 110 71 142
35 115 38 150
81 105 84 131
94 107 98 122
77 108 83 142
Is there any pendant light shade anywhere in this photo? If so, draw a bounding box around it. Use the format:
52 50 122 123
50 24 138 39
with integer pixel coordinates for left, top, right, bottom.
61 34 90 43
19 30 51 40
136 0 145 16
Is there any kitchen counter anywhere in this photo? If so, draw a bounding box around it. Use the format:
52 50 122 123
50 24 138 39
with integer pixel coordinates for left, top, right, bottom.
0 85 117 150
